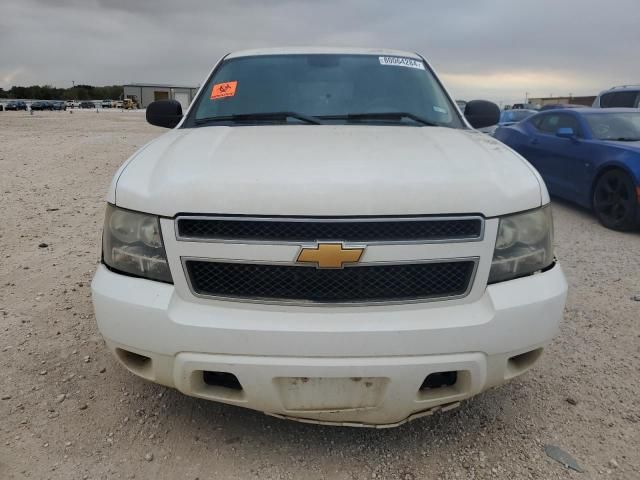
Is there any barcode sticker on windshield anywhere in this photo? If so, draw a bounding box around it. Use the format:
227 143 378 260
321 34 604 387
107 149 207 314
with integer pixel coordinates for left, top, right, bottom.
379 56 425 70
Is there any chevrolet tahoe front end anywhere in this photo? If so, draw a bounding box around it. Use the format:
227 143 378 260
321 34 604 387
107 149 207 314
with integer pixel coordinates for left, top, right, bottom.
92 48 567 427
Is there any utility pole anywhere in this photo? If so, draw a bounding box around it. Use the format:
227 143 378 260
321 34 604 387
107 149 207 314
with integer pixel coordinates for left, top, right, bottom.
525 92 529 103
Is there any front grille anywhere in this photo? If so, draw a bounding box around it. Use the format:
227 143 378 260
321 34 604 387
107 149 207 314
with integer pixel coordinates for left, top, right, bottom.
176 216 482 243
185 260 476 304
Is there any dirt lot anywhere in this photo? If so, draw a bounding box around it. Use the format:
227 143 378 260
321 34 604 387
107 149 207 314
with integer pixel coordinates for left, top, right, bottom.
0 110 639 480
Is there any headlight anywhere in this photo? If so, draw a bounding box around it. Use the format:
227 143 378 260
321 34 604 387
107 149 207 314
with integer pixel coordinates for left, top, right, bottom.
102 204 172 283
489 205 554 283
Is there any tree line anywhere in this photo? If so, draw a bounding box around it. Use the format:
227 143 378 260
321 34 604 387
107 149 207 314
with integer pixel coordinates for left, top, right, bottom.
0 85 124 100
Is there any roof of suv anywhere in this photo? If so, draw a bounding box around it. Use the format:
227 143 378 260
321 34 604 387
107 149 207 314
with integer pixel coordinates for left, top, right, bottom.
598 85 640 94
225 47 422 59
537 107 638 115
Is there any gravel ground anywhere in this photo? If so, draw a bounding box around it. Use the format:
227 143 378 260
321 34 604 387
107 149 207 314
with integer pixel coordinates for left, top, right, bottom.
1 110 639 480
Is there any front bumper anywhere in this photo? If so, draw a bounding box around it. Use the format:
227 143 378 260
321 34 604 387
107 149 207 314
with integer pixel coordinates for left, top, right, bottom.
92 263 567 427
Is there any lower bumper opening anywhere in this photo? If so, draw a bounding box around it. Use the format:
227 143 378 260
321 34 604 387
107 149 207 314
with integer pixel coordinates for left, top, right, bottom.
203 371 243 391
115 348 153 379
418 370 470 402
188 370 246 402
420 371 458 390
506 348 543 378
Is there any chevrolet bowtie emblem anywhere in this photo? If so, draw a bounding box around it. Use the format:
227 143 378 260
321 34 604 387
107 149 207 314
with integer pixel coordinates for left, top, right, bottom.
297 243 365 269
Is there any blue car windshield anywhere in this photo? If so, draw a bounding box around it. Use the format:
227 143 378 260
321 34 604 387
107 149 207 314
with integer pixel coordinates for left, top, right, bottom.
501 110 535 123
189 54 463 128
584 112 640 141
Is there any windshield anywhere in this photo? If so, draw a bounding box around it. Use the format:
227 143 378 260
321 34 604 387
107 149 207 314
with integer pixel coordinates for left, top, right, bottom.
187 54 464 128
584 112 640 141
501 110 536 123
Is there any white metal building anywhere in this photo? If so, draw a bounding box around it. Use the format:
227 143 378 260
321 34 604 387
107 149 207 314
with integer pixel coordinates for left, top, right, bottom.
123 84 198 109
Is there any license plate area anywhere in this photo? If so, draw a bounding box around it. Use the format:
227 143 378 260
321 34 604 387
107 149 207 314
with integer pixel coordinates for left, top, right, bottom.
274 376 389 412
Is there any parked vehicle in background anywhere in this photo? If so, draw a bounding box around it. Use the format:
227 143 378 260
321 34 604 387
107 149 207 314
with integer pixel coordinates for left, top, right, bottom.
115 100 123 108
31 101 54 111
539 104 588 111
121 98 138 109
92 47 567 427
5 101 28 111
479 109 537 135
593 85 640 108
80 101 96 109
66 100 76 109
102 99 113 108
495 108 640 230
52 101 67 111
512 103 538 110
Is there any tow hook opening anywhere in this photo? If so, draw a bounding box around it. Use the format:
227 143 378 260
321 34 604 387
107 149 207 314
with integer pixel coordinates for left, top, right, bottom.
420 371 458 390
202 371 243 391
190 370 245 401
418 370 470 402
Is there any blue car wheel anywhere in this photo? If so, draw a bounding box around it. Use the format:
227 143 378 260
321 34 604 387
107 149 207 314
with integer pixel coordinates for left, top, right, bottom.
593 170 638 231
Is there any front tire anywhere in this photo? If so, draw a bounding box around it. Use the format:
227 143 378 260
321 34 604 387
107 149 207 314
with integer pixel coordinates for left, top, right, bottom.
593 170 638 231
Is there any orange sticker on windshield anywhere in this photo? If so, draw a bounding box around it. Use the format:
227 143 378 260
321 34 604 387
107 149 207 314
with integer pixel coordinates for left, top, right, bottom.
211 81 237 99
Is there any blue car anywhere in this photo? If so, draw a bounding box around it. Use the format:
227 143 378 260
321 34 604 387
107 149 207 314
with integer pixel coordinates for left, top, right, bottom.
479 109 538 135
495 108 640 230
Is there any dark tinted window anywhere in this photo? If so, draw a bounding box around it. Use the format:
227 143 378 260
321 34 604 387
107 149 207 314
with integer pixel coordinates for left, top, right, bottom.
188 54 464 128
600 91 640 108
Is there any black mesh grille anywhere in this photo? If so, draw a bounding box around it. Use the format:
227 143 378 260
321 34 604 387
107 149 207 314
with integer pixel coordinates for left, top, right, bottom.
186 260 475 303
177 217 482 242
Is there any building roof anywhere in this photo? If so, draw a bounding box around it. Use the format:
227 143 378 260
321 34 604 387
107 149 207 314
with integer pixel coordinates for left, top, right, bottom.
124 83 197 89
225 47 422 59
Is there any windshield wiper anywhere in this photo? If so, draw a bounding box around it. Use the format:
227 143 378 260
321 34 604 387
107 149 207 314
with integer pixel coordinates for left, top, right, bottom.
611 137 640 142
319 112 438 127
195 112 323 125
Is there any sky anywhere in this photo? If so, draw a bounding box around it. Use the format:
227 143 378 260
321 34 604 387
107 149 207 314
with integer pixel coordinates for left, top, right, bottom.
1 0 639 105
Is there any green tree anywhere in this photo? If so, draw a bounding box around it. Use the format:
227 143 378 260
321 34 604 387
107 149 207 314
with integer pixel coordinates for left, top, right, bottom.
5 84 124 100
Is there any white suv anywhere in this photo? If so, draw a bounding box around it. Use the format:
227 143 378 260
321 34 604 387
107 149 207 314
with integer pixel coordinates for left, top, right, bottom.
92 47 567 427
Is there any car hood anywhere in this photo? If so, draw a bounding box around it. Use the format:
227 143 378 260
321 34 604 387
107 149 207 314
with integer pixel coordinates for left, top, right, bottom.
112 125 545 217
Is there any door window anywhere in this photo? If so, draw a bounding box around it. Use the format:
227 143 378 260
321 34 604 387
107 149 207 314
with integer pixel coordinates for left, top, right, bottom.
537 114 581 136
529 115 544 129
538 115 560 133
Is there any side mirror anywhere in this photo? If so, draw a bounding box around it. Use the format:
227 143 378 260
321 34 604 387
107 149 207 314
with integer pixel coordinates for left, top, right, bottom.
146 100 183 128
464 100 500 129
556 127 576 139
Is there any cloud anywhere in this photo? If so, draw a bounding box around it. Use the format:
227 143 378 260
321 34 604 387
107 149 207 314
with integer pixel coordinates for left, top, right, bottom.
0 0 638 103
0 67 26 86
